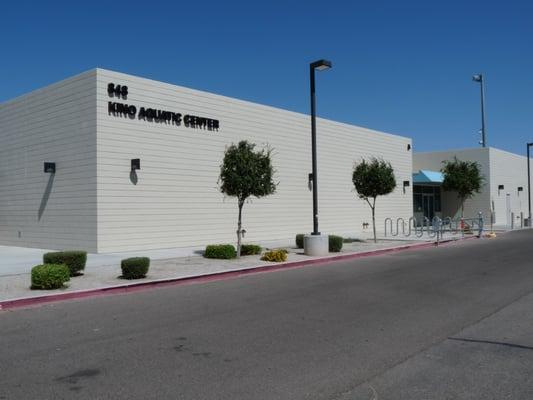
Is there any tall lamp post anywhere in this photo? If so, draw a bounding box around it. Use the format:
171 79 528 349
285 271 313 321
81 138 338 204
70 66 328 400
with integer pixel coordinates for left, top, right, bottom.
472 74 487 147
305 59 332 256
527 143 533 228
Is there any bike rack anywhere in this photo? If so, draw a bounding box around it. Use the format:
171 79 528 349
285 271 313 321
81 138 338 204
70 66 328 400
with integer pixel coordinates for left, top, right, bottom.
396 218 405 237
424 217 437 238
406 217 416 237
384 214 484 240
384 218 393 237
412 216 424 238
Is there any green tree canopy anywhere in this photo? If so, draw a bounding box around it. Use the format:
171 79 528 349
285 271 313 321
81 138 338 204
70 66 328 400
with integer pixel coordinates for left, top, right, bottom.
352 158 396 242
441 157 484 217
219 140 277 256
352 158 396 199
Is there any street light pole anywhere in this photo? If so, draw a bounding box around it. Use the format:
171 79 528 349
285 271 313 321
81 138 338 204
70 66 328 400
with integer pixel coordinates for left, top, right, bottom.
309 59 332 235
527 143 533 228
472 74 487 147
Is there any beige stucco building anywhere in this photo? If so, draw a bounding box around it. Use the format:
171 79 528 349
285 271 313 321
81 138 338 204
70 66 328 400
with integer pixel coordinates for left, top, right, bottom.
0 69 414 252
413 147 532 227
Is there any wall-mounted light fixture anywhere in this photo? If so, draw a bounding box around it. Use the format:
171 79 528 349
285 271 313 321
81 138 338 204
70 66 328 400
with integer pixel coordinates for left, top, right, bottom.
131 159 141 171
407 144 411 151
518 186 523 194
403 180 410 194
44 162 56 174
498 184 504 190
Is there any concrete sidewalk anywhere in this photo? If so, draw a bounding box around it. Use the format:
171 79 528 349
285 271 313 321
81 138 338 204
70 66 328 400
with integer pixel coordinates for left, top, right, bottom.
0 230 474 277
0 238 440 303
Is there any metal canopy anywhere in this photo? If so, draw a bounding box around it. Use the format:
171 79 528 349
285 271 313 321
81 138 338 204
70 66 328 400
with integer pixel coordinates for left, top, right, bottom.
412 170 444 184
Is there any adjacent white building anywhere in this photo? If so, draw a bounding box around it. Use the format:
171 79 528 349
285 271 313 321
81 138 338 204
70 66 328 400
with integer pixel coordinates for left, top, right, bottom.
413 147 532 227
0 68 413 253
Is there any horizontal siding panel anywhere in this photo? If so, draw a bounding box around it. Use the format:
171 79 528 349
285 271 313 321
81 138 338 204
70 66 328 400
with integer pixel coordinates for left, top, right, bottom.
489 148 531 226
96 69 412 252
0 71 97 252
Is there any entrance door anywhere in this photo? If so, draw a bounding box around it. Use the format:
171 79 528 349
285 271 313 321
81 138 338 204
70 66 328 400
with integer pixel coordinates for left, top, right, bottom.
423 194 435 221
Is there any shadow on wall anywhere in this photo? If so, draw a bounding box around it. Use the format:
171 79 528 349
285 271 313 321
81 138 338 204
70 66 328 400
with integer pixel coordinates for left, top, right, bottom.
38 174 55 221
130 170 138 185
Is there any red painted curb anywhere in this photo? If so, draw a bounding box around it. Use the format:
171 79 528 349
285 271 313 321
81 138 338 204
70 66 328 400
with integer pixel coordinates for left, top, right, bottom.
0 236 477 311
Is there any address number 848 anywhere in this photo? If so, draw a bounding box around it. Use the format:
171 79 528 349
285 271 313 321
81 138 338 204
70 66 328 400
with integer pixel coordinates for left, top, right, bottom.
107 83 128 97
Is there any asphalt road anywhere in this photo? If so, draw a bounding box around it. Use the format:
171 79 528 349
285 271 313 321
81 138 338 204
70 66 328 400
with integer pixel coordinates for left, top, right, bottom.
1 230 533 399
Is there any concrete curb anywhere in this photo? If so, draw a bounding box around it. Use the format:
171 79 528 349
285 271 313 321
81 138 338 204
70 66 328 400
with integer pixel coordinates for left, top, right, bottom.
0 236 477 311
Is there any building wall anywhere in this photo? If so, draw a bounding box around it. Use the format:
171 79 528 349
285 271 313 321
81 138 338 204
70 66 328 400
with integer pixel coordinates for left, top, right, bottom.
0 71 97 251
96 69 413 252
414 147 532 227
488 148 530 227
413 148 491 220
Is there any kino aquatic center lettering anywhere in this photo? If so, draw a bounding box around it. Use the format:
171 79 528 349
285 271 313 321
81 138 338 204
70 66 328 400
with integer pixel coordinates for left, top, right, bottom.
107 82 219 131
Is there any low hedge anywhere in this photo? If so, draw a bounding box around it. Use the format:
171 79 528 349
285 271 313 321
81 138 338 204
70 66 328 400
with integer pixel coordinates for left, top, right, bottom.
240 244 262 256
261 249 288 262
295 234 304 249
329 235 343 252
121 257 150 279
43 251 87 276
204 244 237 259
31 264 70 290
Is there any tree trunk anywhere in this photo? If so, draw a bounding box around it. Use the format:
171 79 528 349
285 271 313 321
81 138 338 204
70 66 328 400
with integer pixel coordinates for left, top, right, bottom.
237 200 244 258
371 201 377 244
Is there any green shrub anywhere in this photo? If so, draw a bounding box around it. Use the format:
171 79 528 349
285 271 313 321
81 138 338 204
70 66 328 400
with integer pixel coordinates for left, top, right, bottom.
329 235 344 252
261 249 288 262
31 264 70 290
295 234 304 249
240 244 262 256
204 244 237 259
43 251 87 276
121 257 150 279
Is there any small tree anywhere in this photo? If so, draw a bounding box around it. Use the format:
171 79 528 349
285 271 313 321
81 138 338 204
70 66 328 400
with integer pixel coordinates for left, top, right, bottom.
441 157 484 218
219 141 277 257
352 158 397 243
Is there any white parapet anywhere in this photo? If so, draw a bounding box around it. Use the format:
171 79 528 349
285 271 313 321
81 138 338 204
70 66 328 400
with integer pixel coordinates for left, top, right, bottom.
304 234 329 256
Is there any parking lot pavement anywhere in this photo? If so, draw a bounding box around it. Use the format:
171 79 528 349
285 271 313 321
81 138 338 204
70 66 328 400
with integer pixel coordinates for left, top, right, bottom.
345 290 533 400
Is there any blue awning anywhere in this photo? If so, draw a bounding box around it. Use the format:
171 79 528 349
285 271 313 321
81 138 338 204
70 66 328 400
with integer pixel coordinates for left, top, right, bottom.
412 170 444 184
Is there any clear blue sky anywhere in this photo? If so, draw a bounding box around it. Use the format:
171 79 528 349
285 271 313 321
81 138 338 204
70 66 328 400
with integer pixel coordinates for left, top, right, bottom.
1 1 532 154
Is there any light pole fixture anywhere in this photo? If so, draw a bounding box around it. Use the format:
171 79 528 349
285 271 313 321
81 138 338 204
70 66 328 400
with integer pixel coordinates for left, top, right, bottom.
309 59 332 235
526 143 533 228
472 73 487 147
